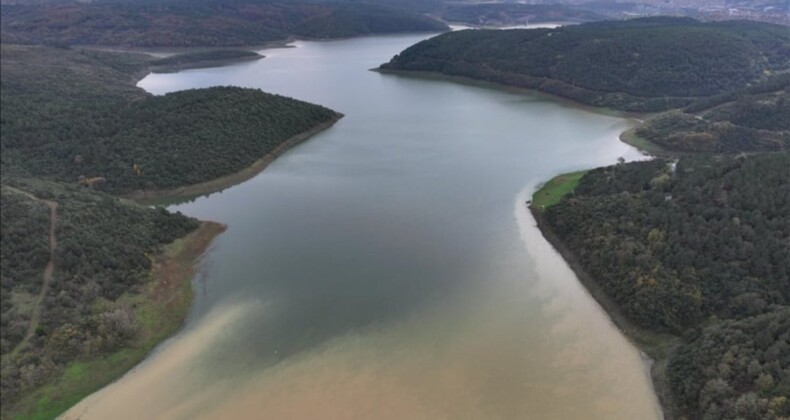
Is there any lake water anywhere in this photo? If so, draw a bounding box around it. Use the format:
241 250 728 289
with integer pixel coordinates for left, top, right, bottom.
64 33 661 419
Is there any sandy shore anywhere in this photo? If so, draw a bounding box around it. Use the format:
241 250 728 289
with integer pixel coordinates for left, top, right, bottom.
529 194 681 419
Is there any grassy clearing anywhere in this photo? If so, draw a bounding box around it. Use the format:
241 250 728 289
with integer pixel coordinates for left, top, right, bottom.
9 222 225 420
530 170 588 211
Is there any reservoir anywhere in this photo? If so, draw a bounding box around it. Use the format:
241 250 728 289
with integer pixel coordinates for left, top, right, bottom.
65 33 661 419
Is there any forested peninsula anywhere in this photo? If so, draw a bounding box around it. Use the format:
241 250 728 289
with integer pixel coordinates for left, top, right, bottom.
1 44 341 195
381 17 789 156
0 44 342 418
381 18 790 113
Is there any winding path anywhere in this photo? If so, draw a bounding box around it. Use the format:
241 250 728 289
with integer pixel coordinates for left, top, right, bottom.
7 187 58 358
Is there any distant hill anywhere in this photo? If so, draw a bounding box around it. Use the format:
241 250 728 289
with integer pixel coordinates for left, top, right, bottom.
0 2 448 47
293 4 449 39
381 18 790 113
439 3 605 26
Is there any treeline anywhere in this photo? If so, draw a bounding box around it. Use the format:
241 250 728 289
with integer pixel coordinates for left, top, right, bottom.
635 75 789 153
543 154 790 419
381 17 790 112
0 179 199 410
1 45 340 194
0 1 448 47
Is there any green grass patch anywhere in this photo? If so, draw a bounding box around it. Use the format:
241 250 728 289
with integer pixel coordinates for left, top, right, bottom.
531 170 588 211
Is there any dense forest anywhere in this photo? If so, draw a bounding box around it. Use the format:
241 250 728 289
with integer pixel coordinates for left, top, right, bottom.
540 153 790 419
669 308 790 419
0 179 200 415
0 1 448 47
381 18 790 112
1 44 340 194
635 74 790 153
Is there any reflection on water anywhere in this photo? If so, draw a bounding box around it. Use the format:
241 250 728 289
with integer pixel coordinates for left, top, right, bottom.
64 33 660 419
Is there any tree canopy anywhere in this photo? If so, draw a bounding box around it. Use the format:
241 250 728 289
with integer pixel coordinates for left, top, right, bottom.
1 45 340 194
382 18 790 112
543 153 790 419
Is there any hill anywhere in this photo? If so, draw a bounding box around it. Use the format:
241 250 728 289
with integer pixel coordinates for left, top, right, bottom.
633 74 790 153
293 4 448 39
0 42 344 416
1 44 341 195
535 153 790 419
0 179 217 418
0 1 448 47
380 18 790 113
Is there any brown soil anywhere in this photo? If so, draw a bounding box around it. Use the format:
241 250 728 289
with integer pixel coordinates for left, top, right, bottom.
150 222 227 317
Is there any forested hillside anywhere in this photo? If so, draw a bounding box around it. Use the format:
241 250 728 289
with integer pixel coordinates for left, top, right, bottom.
635 74 790 153
0 1 448 47
1 44 340 194
293 4 448 39
0 179 201 417
381 18 790 113
539 154 790 419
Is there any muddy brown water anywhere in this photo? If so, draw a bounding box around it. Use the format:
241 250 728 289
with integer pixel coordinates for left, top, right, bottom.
63 33 661 420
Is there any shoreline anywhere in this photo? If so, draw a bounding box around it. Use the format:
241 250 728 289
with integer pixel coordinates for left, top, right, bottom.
529 184 681 420
7 52 341 418
126 113 343 205
374 67 662 121
77 38 297 58
8 221 226 419
37 107 342 420
619 126 683 158
149 54 264 74
379 63 680 417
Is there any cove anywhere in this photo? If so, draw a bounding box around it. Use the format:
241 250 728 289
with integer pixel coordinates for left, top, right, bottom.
63 33 662 419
